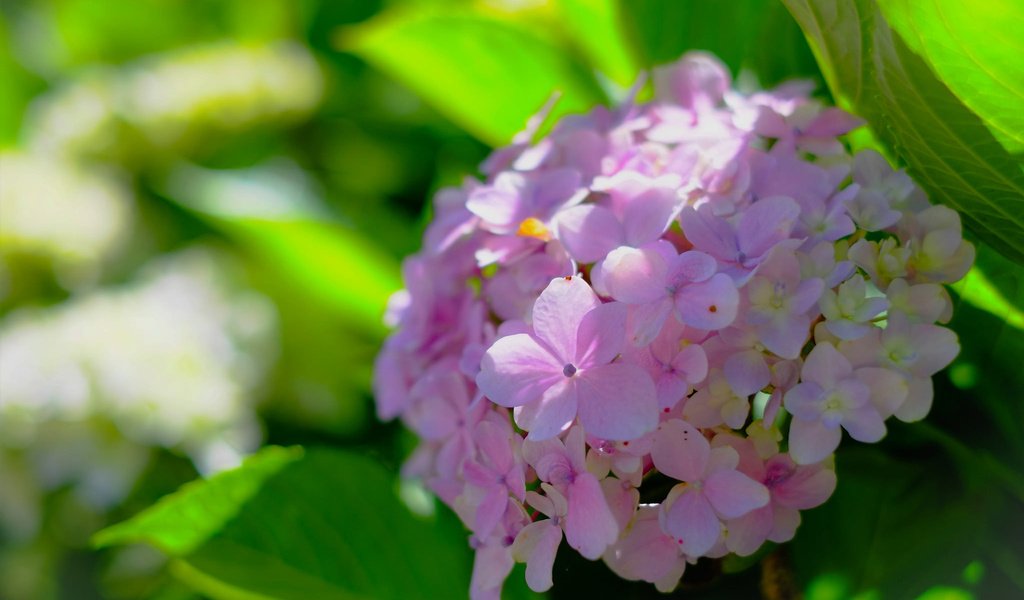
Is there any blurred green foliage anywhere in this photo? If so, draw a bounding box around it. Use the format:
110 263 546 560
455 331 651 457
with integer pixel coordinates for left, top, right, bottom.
1 1 1021 599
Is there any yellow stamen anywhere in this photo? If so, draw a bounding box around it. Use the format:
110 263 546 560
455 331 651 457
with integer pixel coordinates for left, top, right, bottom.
517 217 551 241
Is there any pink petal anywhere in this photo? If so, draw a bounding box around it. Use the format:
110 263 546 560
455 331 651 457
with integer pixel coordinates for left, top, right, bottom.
622 185 682 246
673 343 709 385
474 486 510 539
674 273 738 330
477 334 561 408
604 508 681 584
772 461 837 509
661 486 721 557
669 250 718 284
767 504 802 543
703 470 770 519
515 378 578 440
470 544 514 600
602 246 669 304
555 204 624 264
651 419 710 482
855 367 908 419
531 276 601 363
725 505 773 556
576 363 658 441
627 299 673 347
474 420 515 474
575 302 627 368
565 473 619 559
511 521 562 592
788 417 841 465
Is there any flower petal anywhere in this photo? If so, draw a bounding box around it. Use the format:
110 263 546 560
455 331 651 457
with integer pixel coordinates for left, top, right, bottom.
532 275 601 363
660 486 721 557
651 419 709 482
515 378 578 440
565 473 619 559
576 363 658 441
555 204 624 264
703 469 770 519
788 417 841 465
477 334 561 407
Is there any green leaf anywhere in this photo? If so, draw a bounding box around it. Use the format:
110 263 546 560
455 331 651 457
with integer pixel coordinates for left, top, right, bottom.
792 448 994 599
552 0 639 86
95 447 472 600
162 162 400 335
878 0 1024 155
616 0 820 86
782 0 1024 264
340 8 607 146
94 446 303 555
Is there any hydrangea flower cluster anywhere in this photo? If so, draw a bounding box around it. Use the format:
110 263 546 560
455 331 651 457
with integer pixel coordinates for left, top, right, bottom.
374 52 973 598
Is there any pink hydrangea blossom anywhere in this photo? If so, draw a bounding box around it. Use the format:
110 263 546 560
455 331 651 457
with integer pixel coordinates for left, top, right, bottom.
374 51 971 597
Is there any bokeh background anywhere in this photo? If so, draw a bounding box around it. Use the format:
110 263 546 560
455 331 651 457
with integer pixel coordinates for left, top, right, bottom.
1 1 1022 599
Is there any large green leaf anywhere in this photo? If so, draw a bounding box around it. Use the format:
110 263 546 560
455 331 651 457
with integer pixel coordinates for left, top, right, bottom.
879 0 1024 155
340 8 607 146
617 0 820 86
782 0 1024 264
95 447 472 600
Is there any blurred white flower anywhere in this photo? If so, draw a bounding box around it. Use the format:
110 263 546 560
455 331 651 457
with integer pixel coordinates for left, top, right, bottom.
0 152 133 279
0 247 277 504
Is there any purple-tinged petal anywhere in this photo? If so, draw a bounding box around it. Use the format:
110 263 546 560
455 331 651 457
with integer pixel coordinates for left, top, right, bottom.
651 419 710 482
783 382 824 420
669 250 718 284
474 420 515 474
576 363 658 441
555 204 624 264
679 207 737 262
724 350 770 397
801 342 853 388
532 276 601 363
704 470 770 519
622 185 683 246
477 334 561 408
788 417 841 465
841 404 886 443
575 302 628 367
602 246 669 304
673 343 709 384
515 378 578 440
895 376 933 422
566 473 619 559
757 314 811 360
660 486 721 557
674 273 739 330
627 299 673 347
791 278 825 314
736 196 801 259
